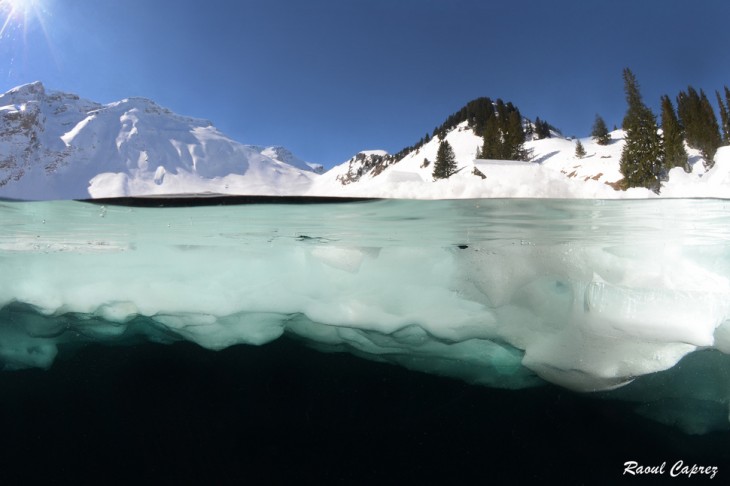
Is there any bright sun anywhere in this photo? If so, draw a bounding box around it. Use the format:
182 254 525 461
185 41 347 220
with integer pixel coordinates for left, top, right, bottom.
0 0 46 38
2 0 42 13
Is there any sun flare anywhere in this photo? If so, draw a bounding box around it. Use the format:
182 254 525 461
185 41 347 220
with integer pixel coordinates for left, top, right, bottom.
0 0 46 39
1 0 43 14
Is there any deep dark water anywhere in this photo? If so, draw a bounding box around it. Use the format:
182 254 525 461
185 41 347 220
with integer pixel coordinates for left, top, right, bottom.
0 339 727 485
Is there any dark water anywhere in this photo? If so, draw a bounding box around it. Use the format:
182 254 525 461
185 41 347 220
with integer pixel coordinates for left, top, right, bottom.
0 339 727 485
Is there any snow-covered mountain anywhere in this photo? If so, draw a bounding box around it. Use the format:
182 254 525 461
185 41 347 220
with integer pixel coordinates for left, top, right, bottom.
250 145 324 174
0 82 318 200
1 82 729 200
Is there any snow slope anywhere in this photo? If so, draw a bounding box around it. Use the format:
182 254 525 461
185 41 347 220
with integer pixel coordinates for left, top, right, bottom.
0 82 318 200
312 120 730 199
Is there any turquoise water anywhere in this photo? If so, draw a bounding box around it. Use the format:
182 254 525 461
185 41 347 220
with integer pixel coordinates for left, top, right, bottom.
3 197 730 249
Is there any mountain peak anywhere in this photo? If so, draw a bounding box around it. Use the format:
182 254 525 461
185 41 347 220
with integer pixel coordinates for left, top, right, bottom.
8 81 45 97
114 96 166 110
0 81 46 105
252 145 322 173
358 149 389 157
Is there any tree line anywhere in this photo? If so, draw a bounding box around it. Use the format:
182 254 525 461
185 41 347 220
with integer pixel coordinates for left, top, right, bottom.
417 69 730 187
618 68 729 192
432 98 542 180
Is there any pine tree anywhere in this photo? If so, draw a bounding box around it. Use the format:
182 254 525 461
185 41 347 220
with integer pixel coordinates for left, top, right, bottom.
591 115 611 145
534 117 551 139
542 120 552 138
433 140 457 179
677 88 697 144
619 68 663 192
477 101 530 161
660 94 689 173
716 89 729 144
525 119 534 139
533 117 542 140
480 115 501 159
726 86 730 135
677 86 722 168
574 139 586 159
505 110 529 160
699 90 722 167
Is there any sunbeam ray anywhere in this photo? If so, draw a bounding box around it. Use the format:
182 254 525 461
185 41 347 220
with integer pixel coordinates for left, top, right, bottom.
0 0 55 78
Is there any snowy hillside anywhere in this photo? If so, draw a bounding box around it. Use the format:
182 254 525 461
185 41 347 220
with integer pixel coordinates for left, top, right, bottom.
0 82 318 200
312 121 730 199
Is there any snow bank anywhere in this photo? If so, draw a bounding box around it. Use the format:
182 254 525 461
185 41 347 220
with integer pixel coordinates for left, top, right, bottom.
661 146 730 197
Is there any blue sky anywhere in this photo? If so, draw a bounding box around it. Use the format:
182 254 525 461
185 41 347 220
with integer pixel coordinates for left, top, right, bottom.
1 0 728 168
